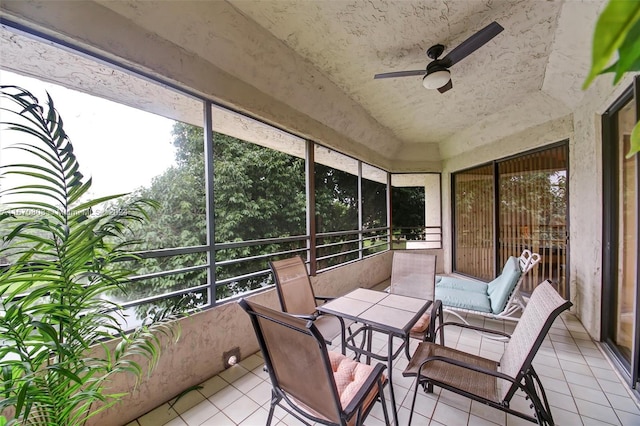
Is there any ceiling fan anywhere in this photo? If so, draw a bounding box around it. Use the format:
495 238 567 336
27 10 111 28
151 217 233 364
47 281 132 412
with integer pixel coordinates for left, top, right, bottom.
374 21 504 93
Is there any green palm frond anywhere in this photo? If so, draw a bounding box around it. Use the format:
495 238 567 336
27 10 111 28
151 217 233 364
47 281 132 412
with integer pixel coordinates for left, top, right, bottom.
0 85 180 425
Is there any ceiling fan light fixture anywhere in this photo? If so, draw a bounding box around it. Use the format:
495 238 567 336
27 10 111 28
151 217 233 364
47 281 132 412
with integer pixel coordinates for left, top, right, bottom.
422 69 451 89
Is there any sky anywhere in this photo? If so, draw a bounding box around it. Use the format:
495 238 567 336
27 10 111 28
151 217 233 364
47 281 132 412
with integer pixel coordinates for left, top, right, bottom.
0 70 177 201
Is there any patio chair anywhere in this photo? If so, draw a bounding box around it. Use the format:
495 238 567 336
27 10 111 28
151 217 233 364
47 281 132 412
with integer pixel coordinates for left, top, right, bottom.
238 299 390 426
269 256 354 353
403 280 571 425
389 251 444 355
435 249 541 323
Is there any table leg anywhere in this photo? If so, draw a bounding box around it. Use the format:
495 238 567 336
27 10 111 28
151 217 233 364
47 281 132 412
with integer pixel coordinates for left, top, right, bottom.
387 333 399 426
366 327 373 364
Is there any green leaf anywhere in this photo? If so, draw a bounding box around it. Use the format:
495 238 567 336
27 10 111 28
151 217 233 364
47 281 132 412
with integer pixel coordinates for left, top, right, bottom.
626 122 640 158
583 0 640 89
614 18 640 83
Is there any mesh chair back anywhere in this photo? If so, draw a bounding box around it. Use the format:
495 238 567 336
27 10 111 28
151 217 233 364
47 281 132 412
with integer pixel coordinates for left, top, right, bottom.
270 257 318 315
241 299 342 423
499 280 572 401
390 251 436 300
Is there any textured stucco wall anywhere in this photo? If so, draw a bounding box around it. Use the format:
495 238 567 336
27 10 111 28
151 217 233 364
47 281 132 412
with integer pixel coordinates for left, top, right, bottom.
567 73 635 339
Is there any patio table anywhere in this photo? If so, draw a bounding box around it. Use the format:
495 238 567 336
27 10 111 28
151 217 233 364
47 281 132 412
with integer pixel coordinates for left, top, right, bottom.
317 288 432 425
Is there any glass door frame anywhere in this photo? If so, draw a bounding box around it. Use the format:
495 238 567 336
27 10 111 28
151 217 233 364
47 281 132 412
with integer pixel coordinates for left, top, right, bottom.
601 76 640 389
451 141 570 297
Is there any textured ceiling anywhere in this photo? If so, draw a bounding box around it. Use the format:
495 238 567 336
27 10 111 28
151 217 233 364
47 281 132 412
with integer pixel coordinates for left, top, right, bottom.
226 0 601 147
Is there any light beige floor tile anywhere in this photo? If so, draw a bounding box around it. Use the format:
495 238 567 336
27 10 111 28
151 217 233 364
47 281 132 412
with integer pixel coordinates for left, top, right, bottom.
138 404 180 426
218 364 250 384
569 383 608 404
438 389 471 412
584 355 611 369
369 399 395 424
431 402 469 426
469 414 502 425
238 406 271 425
506 413 534 425
598 378 632 397
179 399 219 425
208 384 243 410
575 398 621 424
564 371 600 388
170 388 207 414
616 409 640 426
581 415 619 425
538 375 572 395
559 358 594 375
606 393 640 415
470 400 506 425
245 380 272 405
199 411 235 425
551 407 583 425
533 353 561 368
546 389 578 413
251 364 270 380
537 364 565 380
163 417 187 426
239 353 264 371
198 375 229 398
221 395 260 423
231 371 264 394
580 347 605 359
403 389 437 419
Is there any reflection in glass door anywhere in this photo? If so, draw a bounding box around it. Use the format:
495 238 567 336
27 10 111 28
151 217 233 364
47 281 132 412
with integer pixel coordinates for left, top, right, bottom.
603 83 639 388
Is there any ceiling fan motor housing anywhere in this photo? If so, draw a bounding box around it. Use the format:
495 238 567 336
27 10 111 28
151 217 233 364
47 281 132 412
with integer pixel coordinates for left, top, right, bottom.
426 44 445 60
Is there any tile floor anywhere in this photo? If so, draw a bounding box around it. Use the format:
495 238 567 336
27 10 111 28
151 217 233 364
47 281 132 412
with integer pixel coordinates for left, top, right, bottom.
129 312 640 426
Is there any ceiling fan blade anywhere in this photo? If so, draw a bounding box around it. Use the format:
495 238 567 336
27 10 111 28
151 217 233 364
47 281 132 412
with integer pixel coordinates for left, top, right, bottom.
374 70 425 79
438 80 453 93
440 21 504 68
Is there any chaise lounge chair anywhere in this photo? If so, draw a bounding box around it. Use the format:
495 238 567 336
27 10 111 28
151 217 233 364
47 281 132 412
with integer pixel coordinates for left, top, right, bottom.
435 249 541 322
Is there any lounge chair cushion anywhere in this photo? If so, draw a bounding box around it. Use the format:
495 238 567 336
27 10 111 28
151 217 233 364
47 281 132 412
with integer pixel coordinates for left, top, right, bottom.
487 257 522 314
436 276 488 294
435 287 492 313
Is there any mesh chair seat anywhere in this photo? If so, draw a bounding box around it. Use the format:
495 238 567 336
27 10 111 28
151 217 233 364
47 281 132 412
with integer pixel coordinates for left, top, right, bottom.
404 342 499 401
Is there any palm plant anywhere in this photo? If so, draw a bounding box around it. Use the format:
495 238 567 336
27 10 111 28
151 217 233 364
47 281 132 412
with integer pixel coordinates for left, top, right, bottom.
0 85 180 425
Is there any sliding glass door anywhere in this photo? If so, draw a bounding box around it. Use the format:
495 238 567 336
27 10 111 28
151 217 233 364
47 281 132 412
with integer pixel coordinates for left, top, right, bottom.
602 81 639 388
452 143 569 298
